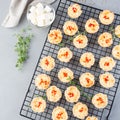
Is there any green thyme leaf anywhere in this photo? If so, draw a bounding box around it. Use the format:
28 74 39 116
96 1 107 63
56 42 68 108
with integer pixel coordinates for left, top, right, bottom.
68 79 92 100
42 95 47 100
69 37 74 42
68 30 87 43
14 26 33 70
69 80 76 85
58 42 65 47
108 26 118 40
109 26 114 32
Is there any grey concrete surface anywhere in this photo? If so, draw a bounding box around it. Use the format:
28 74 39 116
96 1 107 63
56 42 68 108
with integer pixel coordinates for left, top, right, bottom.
0 0 120 120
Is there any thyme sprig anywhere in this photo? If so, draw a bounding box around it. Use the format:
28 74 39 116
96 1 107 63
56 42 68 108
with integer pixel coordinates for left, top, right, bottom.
58 42 65 47
67 76 92 100
109 26 117 39
14 26 33 69
69 30 87 42
42 95 47 100
34 95 47 100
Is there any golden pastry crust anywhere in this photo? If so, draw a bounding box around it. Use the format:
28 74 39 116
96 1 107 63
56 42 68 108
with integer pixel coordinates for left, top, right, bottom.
65 86 80 103
35 74 51 90
79 72 95 88
39 56 55 71
99 72 115 88
98 32 113 47
48 29 62 44
68 4 82 19
92 93 108 109
99 10 114 25
52 106 68 120
73 34 88 48
57 47 73 62
112 45 120 60
30 97 46 113
80 52 95 68
63 21 78 36
86 116 98 120
46 86 62 102
58 68 74 83
99 57 116 71
85 18 99 34
72 102 88 119
115 25 120 38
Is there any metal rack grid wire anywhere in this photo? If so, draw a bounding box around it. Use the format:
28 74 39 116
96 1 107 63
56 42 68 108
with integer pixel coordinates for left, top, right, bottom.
20 0 120 120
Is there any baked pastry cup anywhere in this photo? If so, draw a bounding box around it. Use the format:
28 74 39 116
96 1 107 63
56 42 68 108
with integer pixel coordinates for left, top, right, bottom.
63 21 78 36
99 10 114 25
85 18 99 34
68 4 82 19
98 32 113 47
30 97 46 112
52 106 68 120
92 93 108 109
48 29 62 44
112 45 120 60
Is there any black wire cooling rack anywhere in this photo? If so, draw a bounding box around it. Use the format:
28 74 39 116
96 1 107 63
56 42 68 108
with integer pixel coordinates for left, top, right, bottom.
20 0 120 120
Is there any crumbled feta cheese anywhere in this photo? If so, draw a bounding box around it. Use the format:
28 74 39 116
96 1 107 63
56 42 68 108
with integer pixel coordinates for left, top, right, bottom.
47 13 54 20
31 17 37 25
36 3 43 9
35 7 43 16
45 19 51 26
37 15 45 26
44 6 51 12
29 6 36 13
28 2 54 27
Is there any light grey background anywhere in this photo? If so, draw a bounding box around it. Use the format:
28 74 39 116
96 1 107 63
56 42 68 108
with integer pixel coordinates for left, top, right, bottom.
0 0 120 120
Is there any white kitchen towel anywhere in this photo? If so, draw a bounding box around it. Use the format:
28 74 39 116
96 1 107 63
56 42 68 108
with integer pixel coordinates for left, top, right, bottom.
1 0 29 28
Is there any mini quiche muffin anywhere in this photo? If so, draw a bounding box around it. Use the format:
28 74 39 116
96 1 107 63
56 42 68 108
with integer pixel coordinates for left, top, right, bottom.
40 56 55 71
99 57 116 71
30 97 46 112
58 68 74 83
112 45 120 60
72 102 88 119
79 72 95 88
99 10 114 25
48 29 62 44
46 86 62 102
57 47 73 62
68 4 82 19
85 18 99 34
92 93 108 109
98 32 113 47
35 74 51 90
65 86 80 103
99 72 115 88
80 52 95 68
73 34 88 48
86 116 98 120
52 106 68 120
115 25 120 38
63 21 78 36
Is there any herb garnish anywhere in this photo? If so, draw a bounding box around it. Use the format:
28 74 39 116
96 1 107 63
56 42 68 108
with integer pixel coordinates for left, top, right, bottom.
67 76 92 100
69 30 87 42
14 26 33 69
42 95 47 100
34 95 47 100
109 26 117 39
58 42 65 47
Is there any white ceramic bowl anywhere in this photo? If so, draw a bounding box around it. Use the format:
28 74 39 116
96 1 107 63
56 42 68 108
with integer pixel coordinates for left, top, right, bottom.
27 0 55 28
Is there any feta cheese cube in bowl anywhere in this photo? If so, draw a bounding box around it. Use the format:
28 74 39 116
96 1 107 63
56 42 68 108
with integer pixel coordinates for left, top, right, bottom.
27 0 55 27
